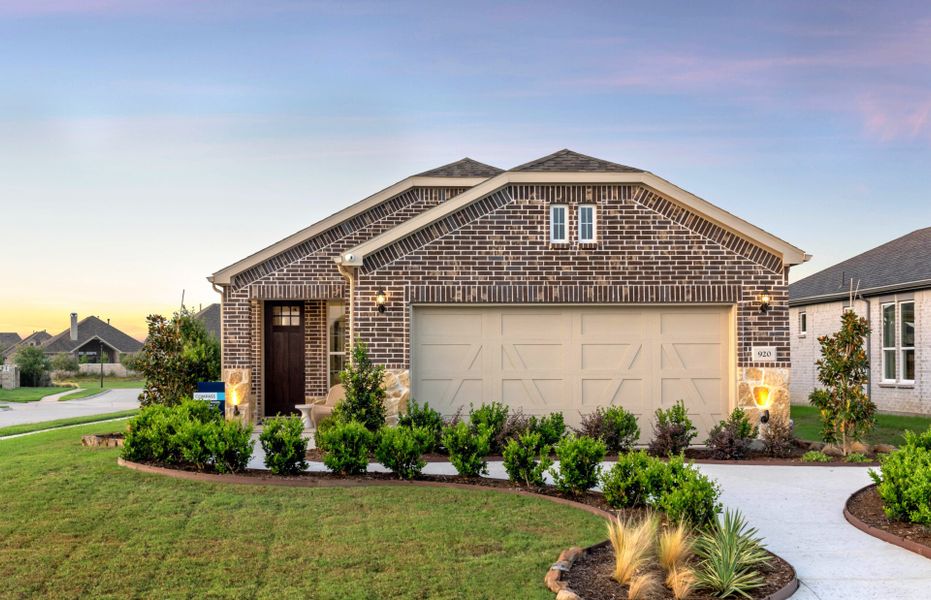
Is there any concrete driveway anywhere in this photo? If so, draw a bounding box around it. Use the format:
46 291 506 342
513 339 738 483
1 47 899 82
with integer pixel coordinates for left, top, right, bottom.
0 387 141 428
248 443 931 600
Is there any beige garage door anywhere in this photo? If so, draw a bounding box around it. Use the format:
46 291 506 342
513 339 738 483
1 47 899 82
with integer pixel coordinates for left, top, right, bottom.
411 305 732 439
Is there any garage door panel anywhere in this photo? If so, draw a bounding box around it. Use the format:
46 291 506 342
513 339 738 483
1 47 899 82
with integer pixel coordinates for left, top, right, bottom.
412 306 731 438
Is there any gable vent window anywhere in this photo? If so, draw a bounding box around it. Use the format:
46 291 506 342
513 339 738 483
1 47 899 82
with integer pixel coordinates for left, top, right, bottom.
799 311 807 336
578 204 596 243
550 205 567 243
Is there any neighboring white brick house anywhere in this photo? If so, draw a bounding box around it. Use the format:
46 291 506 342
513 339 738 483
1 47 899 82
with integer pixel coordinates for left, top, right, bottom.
789 228 931 415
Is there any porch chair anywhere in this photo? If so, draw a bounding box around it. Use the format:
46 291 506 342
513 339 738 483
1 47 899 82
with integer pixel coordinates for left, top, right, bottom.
308 384 345 430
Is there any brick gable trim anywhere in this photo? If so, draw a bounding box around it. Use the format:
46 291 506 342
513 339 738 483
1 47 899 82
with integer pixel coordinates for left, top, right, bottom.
407 284 740 304
249 283 345 300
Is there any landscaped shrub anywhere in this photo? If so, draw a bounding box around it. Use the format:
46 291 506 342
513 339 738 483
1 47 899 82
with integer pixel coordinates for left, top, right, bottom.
332 341 386 432
529 412 567 447
550 434 606 496
648 400 697 456
761 415 795 458
122 399 220 465
577 405 640 454
397 398 444 453
601 450 657 508
870 427 931 525
705 408 758 460
375 425 428 479
206 419 254 474
175 419 214 471
260 415 308 475
801 450 831 463
845 452 871 463
50 353 79 375
655 456 722 526
13 346 51 387
694 509 770 598
469 401 509 453
442 421 491 477
317 420 374 475
502 432 553 487
808 310 876 455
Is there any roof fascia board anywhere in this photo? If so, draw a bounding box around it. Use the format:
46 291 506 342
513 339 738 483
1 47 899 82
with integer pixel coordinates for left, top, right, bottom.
789 277 931 306
339 171 810 267
209 176 487 285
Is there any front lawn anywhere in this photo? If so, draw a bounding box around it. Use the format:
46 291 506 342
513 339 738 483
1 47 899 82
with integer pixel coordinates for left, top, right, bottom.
0 423 605 599
0 410 140 438
791 404 931 446
0 386 70 403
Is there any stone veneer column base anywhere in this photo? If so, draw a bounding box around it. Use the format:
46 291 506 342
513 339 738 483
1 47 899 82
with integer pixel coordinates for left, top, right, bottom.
223 368 253 424
738 367 790 426
382 369 411 425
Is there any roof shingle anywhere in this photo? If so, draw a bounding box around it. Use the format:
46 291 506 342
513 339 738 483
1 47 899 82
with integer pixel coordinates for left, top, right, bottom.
789 227 931 304
510 149 643 173
42 316 143 354
415 158 503 178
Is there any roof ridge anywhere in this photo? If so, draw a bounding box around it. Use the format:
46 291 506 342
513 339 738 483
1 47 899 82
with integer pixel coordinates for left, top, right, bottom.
509 148 642 173
414 157 503 178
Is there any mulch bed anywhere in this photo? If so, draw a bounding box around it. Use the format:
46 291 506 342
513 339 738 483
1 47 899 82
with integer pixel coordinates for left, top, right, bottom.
846 484 931 556
564 543 795 600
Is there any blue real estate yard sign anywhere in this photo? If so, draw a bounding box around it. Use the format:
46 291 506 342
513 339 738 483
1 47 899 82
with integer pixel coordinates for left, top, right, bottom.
194 381 226 414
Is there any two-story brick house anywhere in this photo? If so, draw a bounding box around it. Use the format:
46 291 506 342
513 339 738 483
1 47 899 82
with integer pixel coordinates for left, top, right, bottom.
789 227 931 415
210 150 808 436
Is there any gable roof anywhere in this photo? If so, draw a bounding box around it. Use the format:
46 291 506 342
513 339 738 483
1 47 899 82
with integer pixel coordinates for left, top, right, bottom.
415 158 503 178
0 333 21 352
339 150 809 269
511 149 643 173
194 304 221 340
1 331 51 359
209 160 494 286
42 316 143 355
789 227 931 305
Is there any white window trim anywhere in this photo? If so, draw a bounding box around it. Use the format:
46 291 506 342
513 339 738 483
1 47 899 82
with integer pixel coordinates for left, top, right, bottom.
326 302 347 389
578 204 597 243
549 204 568 244
799 311 807 337
881 302 897 383
900 300 916 384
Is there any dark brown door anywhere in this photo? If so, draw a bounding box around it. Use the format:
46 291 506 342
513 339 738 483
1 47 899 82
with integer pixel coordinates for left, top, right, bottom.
264 302 305 417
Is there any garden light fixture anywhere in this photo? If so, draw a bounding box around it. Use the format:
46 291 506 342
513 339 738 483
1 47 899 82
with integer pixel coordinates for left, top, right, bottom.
375 288 387 313
759 290 772 314
753 386 771 424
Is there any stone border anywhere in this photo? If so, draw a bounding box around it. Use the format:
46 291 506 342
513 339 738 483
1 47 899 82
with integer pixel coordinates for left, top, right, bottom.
843 484 931 560
116 458 614 520
544 541 799 600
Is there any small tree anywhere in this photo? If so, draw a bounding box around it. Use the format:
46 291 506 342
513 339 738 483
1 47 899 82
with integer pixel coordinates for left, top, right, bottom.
14 346 51 387
809 310 875 455
136 309 220 407
50 353 80 375
332 340 386 432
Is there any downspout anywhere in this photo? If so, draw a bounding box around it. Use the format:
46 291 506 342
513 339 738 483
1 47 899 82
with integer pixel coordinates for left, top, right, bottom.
863 296 872 404
336 260 357 362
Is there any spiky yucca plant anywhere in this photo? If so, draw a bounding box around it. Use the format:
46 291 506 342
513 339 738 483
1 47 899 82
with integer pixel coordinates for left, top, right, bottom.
607 514 657 585
694 509 770 598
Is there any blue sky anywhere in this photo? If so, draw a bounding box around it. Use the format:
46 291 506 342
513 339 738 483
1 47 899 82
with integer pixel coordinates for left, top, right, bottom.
1 1 930 338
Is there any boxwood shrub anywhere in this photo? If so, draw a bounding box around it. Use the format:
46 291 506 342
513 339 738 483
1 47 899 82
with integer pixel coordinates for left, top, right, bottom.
442 421 491 477
316 420 373 475
260 415 308 475
468 401 509 453
375 425 429 479
577 405 640 453
397 398 444 453
649 400 698 456
550 434 606 496
502 432 552 487
870 427 931 525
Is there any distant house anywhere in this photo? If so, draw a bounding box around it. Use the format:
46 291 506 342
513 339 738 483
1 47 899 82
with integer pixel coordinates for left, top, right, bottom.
789 227 931 415
1 330 52 363
42 314 143 364
0 332 22 355
194 304 221 340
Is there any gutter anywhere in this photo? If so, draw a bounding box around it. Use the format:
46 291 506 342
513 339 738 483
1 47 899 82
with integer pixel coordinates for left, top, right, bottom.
335 260 357 361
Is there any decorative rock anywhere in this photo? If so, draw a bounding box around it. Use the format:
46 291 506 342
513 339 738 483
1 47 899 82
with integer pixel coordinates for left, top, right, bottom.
822 444 844 457
556 591 581 600
382 369 411 425
806 440 825 451
874 443 897 454
749 439 765 452
848 441 871 454
82 434 125 448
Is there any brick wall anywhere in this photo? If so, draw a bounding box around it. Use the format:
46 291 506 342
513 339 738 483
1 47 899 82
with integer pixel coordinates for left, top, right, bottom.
355 184 789 372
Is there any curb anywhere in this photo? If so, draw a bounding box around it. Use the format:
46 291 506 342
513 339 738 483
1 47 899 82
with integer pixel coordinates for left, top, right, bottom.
59 389 113 402
843 484 931 560
545 540 800 600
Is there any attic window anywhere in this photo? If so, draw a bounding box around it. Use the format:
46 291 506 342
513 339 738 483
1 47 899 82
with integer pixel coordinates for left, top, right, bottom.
550 205 567 243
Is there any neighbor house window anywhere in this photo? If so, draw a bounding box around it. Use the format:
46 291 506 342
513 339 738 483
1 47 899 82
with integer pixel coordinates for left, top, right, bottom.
799 311 807 336
578 204 596 242
901 301 915 383
882 303 896 382
550 205 567 243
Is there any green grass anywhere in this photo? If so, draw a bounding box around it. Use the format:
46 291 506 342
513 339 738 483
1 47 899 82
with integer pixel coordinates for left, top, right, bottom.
791 404 931 447
0 386 71 403
0 423 606 599
0 410 140 438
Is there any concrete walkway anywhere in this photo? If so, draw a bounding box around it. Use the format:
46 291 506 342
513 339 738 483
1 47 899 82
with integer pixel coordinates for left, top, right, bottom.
247 443 931 599
0 387 141 428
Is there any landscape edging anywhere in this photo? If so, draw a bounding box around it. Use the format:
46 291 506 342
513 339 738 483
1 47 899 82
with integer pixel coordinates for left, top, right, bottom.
843 484 931 560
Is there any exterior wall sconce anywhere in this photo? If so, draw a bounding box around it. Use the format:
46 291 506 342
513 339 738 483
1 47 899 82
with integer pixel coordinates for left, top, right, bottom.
753 385 771 424
759 290 772 314
375 289 387 313
230 389 240 417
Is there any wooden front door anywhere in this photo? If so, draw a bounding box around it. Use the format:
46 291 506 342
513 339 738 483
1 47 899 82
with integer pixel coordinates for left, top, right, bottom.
264 302 305 417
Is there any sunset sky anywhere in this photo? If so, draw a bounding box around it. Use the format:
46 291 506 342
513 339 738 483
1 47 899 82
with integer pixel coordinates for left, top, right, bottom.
2 1 930 340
